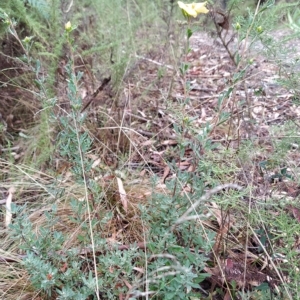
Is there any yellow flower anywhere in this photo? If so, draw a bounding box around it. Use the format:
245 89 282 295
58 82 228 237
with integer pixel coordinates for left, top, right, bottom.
65 21 72 32
178 1 209 18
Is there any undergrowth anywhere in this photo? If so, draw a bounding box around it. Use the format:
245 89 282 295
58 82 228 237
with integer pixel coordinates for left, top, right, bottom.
1 0 300 299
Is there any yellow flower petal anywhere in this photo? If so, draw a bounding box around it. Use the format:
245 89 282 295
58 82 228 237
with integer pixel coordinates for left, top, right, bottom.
192 2 209 14
65 21 72 31
178 1 187 10
178 1 209 18
178 1 197 17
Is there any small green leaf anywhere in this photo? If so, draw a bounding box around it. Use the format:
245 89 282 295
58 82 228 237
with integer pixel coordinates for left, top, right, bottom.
194 273 211 283
255 282 270 291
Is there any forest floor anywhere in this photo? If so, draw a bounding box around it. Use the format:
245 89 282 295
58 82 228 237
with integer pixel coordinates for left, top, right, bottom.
1 19 300 298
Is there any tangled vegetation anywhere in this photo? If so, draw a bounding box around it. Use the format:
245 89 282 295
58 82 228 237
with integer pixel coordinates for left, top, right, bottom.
1 0 300 299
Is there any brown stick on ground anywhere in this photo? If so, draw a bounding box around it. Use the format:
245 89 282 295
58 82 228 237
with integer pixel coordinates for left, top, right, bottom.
80 76 111 113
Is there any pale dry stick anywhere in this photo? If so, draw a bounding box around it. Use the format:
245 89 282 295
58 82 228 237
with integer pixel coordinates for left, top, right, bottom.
141 218 149 300
63 0 73 13
67 42 100 297
117 83 132 155
116 177 128 212
173 183 243 228
0 146 20 152
5 187 16 228
125 112 149 124
72 116 100 299
131 265 190 294
238 0 262 70
6 20 28 57
130 253 210 296
135 55 174 70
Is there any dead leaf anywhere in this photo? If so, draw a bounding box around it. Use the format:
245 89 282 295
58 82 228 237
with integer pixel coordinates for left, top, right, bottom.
161 166 170 183
123 279 132 289
91 158 101 169
224 290 233 300
116 177 128 212
213 10 230 30
133 266 144 274
5 187 15 228
287 205 300 223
